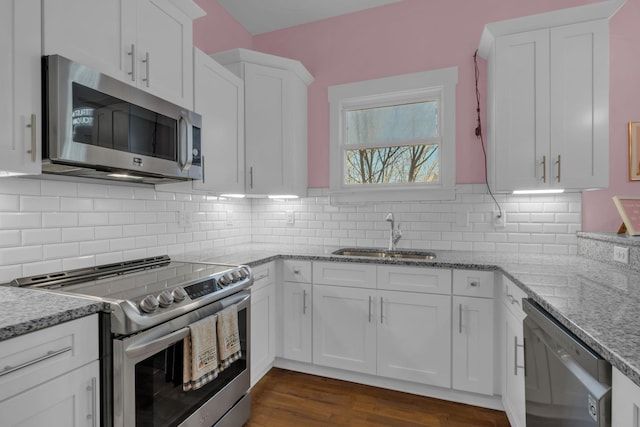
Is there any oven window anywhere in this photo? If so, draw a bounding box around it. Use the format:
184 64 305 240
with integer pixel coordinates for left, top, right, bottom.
134 310 247 427
71 83 177 161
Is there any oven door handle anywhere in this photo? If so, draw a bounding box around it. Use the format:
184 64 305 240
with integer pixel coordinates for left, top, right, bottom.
125 327 190 359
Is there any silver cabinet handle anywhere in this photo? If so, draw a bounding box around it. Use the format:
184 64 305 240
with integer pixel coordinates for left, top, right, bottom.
302 289 307 315
127 44 136 81
86 377 97 427
514 336 525 375
142 52 150 87
249 166 254 189
556 155 561 183
380 297 384 324
0 346 72 377
469 281 479 288
368 296 372 323
293 268 301 275
459 303 463 334
26 113 36 162
201 155 205 183
541 155 547 183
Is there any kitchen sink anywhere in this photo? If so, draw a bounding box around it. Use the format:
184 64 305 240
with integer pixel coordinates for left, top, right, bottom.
332 248 436 260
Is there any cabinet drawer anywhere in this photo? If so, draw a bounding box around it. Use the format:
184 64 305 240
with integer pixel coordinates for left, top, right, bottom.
502 275 527 319
453 270 495 298
283 260 312 283
0 314 98 402
377 265 451 295
313 262 376 289
251 262 275 292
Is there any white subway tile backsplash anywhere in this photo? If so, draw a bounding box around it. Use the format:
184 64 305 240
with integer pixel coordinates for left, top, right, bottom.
0 182 580 276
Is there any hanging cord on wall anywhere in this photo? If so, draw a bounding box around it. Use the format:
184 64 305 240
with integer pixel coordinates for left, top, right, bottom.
474 49 503 219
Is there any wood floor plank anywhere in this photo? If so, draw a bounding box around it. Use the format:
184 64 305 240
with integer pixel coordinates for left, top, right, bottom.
247 369 510 427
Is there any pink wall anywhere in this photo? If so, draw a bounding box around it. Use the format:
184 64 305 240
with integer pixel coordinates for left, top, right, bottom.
195 0 640 232
193 0 252 54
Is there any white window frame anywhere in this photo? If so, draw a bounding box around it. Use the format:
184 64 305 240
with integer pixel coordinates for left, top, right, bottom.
329 67 458 202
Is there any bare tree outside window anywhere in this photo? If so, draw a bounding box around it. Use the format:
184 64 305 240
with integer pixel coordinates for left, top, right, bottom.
344 100 440 185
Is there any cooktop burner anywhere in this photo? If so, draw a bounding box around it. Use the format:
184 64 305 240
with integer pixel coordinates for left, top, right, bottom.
10 255 253 335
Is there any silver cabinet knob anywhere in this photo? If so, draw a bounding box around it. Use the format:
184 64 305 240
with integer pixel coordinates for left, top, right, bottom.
139 295 159 313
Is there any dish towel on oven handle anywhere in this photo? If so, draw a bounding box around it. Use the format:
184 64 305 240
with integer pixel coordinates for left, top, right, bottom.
217 304 242 371
183 314 219 391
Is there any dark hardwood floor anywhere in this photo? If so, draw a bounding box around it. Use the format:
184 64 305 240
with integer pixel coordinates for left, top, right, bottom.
247 368 510 427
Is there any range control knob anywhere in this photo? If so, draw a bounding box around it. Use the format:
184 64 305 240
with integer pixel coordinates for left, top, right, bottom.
157 290 174 308
219 273 233 287
139 295 160 313
232 270 242 281
172 287 188 302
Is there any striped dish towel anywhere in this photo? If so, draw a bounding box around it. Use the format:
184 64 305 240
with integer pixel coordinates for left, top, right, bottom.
217 304 242 371
183 314 219 391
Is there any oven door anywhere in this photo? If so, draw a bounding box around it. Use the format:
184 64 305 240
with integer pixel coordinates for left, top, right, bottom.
113 291 250 427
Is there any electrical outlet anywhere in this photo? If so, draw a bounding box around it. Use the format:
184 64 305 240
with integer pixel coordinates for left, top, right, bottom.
286 210 295 225
613 246 629 264
493 210 506 228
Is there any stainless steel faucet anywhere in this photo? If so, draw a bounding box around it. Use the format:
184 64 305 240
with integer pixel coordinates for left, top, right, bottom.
385 213 402 251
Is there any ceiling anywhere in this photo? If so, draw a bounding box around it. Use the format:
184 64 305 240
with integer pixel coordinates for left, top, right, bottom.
217 0 404 35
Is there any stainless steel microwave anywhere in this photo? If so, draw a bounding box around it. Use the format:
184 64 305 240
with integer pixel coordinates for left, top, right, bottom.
42 55 202 184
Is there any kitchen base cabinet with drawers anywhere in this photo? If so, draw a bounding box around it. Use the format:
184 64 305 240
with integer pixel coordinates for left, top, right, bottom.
0 315 100 427
274 261 502 412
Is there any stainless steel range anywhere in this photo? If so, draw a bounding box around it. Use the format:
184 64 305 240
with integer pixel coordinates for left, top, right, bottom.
11 255 253 427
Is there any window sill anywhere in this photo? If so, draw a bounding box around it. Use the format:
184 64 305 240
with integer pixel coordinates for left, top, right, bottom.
327 187 456 204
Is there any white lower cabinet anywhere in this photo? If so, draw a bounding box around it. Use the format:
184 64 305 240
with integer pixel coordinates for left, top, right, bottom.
377 290 451 387
612 367 640 427
0 315 99 426
0 360 99 427
501 276 527 427
311 264 453 389
250 262 276 386
282 282 312 363
312 284 377 374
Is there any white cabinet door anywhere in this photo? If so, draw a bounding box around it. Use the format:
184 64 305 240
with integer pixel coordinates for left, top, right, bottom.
0 0 41 176
489 18 609 192
244 63 291 195
192 49 244 193
502 300 526 427
43 0 128 83
282 282 312 363
135 0 194 108
377 290 451 388
452 296 494 395
312 284 376 374
494 29 550 192
549 20 608 189
251 282 276 386
0 360 100 427
43 0 195 108
612 367 640 427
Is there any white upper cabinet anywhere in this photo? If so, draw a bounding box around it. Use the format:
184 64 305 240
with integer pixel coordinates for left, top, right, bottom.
43 0 204 108
193 49 245 194
212 49 313 197
478 1 623 192
0 0 42 176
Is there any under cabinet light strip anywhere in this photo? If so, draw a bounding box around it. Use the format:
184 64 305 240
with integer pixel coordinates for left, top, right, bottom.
512 189 565 195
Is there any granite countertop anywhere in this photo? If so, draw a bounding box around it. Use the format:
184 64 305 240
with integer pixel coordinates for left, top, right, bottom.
2 241 639 389
181 243 640 387
0 286 105 341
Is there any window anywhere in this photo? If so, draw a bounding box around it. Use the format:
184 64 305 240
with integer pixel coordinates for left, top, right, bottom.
329 67 457 201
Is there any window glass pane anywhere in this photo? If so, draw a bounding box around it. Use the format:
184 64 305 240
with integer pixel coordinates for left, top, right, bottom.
344 144 439 184
345 101 438 146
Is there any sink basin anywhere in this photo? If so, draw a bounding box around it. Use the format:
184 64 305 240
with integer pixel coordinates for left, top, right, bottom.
332 248 436 260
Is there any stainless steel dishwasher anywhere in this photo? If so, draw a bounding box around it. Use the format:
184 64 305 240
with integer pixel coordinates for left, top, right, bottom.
523 299 611 427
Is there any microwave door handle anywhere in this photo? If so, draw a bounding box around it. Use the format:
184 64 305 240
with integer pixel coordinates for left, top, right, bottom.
178 113 193 172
